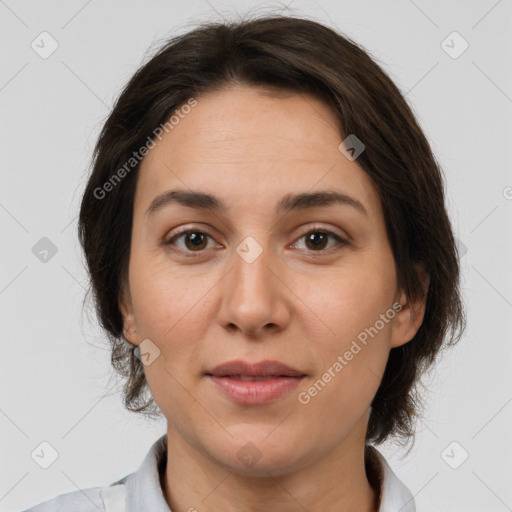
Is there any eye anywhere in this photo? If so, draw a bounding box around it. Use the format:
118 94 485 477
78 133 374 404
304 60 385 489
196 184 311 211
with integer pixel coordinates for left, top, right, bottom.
165 230 217 256
292 228 348 253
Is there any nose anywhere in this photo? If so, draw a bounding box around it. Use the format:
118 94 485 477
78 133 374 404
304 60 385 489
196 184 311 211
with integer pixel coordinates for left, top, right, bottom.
217 239 291 337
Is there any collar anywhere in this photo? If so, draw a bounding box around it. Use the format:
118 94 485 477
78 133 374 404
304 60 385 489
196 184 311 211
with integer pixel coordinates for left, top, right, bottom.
111 434 415 512
366 444 416 512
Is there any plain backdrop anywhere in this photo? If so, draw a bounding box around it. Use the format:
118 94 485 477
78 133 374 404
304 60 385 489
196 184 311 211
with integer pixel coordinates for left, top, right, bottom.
1 1 511 511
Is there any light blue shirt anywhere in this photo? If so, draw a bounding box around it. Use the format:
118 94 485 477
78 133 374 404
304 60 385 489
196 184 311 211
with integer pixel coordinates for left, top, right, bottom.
21 434 416 511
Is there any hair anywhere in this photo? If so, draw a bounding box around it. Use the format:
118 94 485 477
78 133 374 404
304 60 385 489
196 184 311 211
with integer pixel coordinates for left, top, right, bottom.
78 13 465 447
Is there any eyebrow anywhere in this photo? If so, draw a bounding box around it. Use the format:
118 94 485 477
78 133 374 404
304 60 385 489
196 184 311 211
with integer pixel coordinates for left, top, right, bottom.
144 189 368 220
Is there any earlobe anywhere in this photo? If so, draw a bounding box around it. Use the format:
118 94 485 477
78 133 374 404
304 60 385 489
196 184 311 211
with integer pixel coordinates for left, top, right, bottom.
123 327 138 345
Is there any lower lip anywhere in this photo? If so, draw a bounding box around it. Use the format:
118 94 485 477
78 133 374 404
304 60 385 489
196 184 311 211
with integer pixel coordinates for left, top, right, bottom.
207 375 305 405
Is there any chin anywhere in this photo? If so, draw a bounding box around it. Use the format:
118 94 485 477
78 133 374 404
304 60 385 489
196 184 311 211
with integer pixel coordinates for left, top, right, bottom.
210 428 310 477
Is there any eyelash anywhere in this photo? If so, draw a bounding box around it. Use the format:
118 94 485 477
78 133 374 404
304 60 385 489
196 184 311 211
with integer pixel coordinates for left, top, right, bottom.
164 226 348 258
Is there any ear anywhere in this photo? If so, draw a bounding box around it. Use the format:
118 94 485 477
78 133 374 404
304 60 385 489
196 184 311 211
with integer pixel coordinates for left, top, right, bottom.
119 276 139 346
390 264 430 349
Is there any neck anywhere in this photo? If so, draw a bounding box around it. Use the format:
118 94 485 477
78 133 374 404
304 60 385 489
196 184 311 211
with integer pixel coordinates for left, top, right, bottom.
161 423 379 512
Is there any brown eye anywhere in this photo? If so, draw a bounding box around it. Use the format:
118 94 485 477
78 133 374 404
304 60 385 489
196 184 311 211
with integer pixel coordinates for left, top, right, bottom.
305 232 329 250
166 230 213 254
294 229 348 252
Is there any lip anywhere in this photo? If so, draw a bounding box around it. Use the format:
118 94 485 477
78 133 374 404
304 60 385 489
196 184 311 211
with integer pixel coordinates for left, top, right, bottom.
205 359 307 405
207 375 306 405
206 359 306 378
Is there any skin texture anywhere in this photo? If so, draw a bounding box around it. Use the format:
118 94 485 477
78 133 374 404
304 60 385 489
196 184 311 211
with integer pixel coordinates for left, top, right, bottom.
120 84 427 512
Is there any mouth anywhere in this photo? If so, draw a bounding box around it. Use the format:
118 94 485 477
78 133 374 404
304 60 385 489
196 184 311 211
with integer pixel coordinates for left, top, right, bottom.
206 359 306 378
204 359 307 405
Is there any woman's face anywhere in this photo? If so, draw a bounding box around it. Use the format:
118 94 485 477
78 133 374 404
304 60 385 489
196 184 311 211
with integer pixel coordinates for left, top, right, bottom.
120 84 424 475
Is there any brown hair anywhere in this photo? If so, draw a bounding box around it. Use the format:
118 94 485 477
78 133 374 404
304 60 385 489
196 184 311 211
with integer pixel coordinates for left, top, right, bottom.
78 14 465 446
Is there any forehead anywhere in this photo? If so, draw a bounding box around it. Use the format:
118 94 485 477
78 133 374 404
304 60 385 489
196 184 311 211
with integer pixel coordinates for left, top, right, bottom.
147 85 342 163
135 85 380 218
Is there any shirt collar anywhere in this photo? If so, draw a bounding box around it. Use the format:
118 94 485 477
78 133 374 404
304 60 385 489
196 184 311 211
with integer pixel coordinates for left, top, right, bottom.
116 434 415 512
115 434 170 511
366 445 416 512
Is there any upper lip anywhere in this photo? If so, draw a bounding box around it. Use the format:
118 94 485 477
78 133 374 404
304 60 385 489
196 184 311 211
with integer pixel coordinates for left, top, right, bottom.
206 359 306 378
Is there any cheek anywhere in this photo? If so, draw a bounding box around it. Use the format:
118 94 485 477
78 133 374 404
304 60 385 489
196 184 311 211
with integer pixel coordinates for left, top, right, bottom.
128 263 213 422
300 261 396 344
129 249 202 334
300 288 393 431
297 260 395 401
128 254 218 376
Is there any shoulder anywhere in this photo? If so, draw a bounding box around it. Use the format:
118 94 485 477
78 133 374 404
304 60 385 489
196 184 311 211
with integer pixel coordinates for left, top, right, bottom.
20 483 125 512
19 434 168 512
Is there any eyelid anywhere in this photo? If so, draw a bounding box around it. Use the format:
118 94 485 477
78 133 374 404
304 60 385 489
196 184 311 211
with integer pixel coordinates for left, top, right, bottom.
292 224 349 244
164 225 218 247
288 226 349 254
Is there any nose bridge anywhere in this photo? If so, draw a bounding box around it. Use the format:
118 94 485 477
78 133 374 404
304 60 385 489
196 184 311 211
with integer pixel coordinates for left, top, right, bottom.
231 234 274 306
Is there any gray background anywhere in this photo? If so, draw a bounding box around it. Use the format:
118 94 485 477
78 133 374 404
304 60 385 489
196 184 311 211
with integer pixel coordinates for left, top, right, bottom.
1 1 511 511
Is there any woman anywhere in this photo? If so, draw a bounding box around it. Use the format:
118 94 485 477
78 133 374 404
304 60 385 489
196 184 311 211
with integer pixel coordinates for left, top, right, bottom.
23 13 465 512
